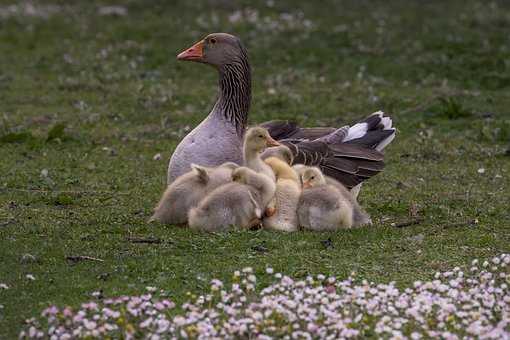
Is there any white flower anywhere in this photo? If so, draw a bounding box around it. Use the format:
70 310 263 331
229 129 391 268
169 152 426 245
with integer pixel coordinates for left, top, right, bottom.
26 274 35 281
0 283 8 290
17 254 510 338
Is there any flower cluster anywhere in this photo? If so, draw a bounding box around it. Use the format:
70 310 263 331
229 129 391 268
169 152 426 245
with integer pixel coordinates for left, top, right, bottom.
20 254 510 339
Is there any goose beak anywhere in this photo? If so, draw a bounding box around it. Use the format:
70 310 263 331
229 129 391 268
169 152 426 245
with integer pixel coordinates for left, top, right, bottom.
266 137 280 147
177 40 204 61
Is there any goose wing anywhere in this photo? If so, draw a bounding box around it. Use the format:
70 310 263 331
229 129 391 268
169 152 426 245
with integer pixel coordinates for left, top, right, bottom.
261 111 396 188
263 111 396 150
282 140 385 189
260 120 336 141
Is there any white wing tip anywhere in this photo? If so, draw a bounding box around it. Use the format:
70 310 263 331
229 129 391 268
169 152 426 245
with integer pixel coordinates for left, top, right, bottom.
370 111 393 130
375 129 396 151
344 122 368 142
381 116 393 130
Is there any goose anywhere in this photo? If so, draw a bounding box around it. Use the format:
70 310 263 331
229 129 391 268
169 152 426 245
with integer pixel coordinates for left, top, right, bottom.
188 166 276 232
150 162 238 225
168 33 396 192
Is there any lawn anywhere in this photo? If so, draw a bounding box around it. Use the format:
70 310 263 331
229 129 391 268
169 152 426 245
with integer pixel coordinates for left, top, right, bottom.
1 0 510 338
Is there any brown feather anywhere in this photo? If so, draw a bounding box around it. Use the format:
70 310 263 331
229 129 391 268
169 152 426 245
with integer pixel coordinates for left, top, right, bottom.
260 114 394 188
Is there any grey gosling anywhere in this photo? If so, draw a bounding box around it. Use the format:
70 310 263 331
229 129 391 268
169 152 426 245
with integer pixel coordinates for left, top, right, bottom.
298 167 370 230
188 167 276 232
150 162 238 225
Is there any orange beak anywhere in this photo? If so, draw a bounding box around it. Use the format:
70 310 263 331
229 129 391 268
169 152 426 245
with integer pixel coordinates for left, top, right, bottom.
177 40 204 61
302 181 312 189
266 136 280 147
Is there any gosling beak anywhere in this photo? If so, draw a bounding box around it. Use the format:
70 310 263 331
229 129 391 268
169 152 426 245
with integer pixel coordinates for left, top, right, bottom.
266 136 280 147
177 40 204 61
302 181 312 189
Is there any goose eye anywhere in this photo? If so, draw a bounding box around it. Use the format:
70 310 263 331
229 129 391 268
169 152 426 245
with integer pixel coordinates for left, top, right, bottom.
210 38 217 44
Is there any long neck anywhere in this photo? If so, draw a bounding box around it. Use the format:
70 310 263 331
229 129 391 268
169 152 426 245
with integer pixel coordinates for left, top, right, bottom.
213 54 251 135
243 146 264 169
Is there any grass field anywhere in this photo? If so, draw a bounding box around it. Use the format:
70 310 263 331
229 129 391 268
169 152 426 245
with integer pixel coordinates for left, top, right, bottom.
1 0 510 337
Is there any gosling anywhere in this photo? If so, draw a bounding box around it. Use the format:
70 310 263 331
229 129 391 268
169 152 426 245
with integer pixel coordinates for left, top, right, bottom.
243 127 280 181
298 167 355 231
149 162 238 225
188 167 276 232
262 157 301 232
293 165 371 227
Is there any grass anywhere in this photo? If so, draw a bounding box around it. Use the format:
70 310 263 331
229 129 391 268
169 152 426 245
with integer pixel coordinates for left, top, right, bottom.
1 0 510 337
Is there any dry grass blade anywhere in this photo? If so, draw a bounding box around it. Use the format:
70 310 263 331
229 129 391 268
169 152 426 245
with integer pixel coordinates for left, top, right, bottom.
66 256 105 263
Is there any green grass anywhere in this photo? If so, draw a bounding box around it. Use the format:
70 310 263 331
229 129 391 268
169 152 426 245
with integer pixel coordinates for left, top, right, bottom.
1 0 510 337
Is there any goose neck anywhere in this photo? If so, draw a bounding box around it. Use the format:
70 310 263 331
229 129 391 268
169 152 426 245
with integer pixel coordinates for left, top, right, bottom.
214 57 251 134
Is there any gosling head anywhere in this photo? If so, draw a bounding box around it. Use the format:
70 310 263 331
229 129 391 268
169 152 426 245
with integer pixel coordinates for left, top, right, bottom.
301 167 326 189
244 127 280 154
262 145 294 165
191 164 210 184
231 166 256 184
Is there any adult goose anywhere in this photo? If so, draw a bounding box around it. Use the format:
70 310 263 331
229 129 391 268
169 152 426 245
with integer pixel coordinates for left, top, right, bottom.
168 33 396 189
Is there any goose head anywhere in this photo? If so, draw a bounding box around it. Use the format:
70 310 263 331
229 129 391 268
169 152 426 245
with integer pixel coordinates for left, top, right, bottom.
176 33 251 133
177 33 246 68
301 167 326 189
244 127 280 155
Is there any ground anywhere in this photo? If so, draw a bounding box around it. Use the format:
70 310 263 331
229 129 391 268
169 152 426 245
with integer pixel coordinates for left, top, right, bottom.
1 0 509 338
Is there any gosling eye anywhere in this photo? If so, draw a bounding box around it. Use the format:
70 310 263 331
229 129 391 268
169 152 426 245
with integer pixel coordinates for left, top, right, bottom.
258 135 264 138
311 176 315 180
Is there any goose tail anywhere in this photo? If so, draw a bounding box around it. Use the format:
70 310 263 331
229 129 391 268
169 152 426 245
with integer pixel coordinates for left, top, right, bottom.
343 111 396 151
